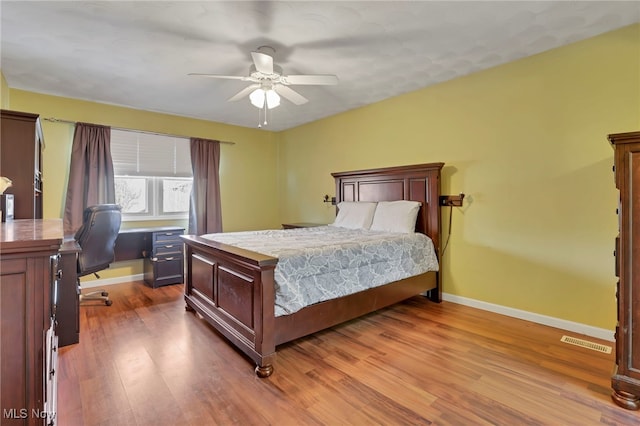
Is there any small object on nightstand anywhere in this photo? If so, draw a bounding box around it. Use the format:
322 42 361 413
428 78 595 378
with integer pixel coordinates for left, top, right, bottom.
282 222 326 229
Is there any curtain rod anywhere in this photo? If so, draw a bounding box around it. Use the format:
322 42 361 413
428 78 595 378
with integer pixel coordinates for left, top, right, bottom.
43 117 235 145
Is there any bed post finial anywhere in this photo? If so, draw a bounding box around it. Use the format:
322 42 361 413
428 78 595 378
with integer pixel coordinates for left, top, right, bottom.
255 364 274 378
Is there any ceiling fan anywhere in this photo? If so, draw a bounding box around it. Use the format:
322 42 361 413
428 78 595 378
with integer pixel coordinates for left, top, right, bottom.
189 46 338 109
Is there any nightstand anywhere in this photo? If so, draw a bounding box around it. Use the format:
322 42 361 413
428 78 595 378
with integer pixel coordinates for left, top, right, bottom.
282 222 326 229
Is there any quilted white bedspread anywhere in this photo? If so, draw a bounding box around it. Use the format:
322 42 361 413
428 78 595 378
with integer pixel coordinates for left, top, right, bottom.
201 226 439 317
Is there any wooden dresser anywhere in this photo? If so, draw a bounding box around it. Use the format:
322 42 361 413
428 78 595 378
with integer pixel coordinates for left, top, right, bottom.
1 219 62 424
609 131 640 410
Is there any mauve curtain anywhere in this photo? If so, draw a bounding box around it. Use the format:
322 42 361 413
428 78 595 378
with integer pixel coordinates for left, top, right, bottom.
63 123 115 235
189 137 222 235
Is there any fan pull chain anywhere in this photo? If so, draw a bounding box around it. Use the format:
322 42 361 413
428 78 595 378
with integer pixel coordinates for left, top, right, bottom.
263 98 268 126
257 97 269 128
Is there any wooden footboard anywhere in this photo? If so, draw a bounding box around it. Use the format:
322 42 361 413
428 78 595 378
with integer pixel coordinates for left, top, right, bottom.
181 234 278 377
182 233 439 377
182 162 444 377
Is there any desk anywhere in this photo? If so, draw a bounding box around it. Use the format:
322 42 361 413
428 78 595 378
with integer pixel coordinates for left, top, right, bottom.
114 226 183 261
56 227 184 347
114 226 185 287
58 239 81 347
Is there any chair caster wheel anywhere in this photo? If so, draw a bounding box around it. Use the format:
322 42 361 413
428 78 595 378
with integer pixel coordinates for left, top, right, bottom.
101 292 109 297
105 300 112 306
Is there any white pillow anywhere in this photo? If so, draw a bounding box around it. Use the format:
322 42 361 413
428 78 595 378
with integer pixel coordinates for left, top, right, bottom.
330 201 377 230
370 200 421 233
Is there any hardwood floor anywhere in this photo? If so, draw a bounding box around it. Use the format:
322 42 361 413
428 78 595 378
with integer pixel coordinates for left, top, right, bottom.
58 281 639 425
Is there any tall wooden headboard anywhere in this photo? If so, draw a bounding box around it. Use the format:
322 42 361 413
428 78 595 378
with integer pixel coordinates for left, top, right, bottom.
332 162 444 259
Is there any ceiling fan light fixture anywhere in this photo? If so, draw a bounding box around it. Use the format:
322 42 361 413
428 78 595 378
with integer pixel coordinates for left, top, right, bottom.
249 88 280 109
190 46 335 123
265 89 280 109
249 88 265 108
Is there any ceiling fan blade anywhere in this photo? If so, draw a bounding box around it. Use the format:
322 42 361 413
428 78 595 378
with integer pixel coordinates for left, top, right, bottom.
251 51 274 75
188 73 251 81
274 85 308 105
228 84 260 102
282 74 338 85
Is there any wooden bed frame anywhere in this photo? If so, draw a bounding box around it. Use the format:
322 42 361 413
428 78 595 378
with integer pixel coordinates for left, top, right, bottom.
181 162 444 377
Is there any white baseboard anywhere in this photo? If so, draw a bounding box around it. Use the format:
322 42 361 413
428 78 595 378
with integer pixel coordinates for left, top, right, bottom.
80 277 615 342
81 274 144 288
442 293 615 342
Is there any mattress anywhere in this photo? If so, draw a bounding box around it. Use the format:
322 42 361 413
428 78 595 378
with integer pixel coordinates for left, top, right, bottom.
201 226 439 317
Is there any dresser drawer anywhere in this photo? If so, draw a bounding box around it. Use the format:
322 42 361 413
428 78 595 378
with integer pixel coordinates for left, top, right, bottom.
144 255 184 288
152 251 182 261
153 230 183 245
153 243 183 257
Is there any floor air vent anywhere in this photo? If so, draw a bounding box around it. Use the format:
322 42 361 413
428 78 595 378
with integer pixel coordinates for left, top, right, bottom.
560 335 612 354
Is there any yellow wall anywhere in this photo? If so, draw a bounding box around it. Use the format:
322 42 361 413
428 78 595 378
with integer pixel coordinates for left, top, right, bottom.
4 25 638 330
0 70 9 108
7 91 280 280
278 24 640 330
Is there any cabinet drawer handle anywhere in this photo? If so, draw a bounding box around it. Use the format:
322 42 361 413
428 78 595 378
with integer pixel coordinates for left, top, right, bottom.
165 245 174 248
165 257 174 261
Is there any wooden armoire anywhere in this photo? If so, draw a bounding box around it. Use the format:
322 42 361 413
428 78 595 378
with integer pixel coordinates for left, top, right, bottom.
0 109 44 219
609 131 640 410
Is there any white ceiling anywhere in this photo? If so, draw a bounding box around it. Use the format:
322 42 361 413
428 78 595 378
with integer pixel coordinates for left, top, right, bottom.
1 1 638 131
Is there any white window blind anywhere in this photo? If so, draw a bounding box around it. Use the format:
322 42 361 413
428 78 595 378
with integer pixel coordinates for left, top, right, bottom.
111 129 192 177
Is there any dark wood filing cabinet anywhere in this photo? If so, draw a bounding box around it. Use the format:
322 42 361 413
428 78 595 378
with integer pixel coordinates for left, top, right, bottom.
0 109 44 220
609 131 640 410
143 228 184 288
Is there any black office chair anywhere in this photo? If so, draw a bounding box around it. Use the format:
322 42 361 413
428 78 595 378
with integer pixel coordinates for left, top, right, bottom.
74 204 122 306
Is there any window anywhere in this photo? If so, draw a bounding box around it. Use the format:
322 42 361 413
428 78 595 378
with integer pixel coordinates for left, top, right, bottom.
111 129 192 221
